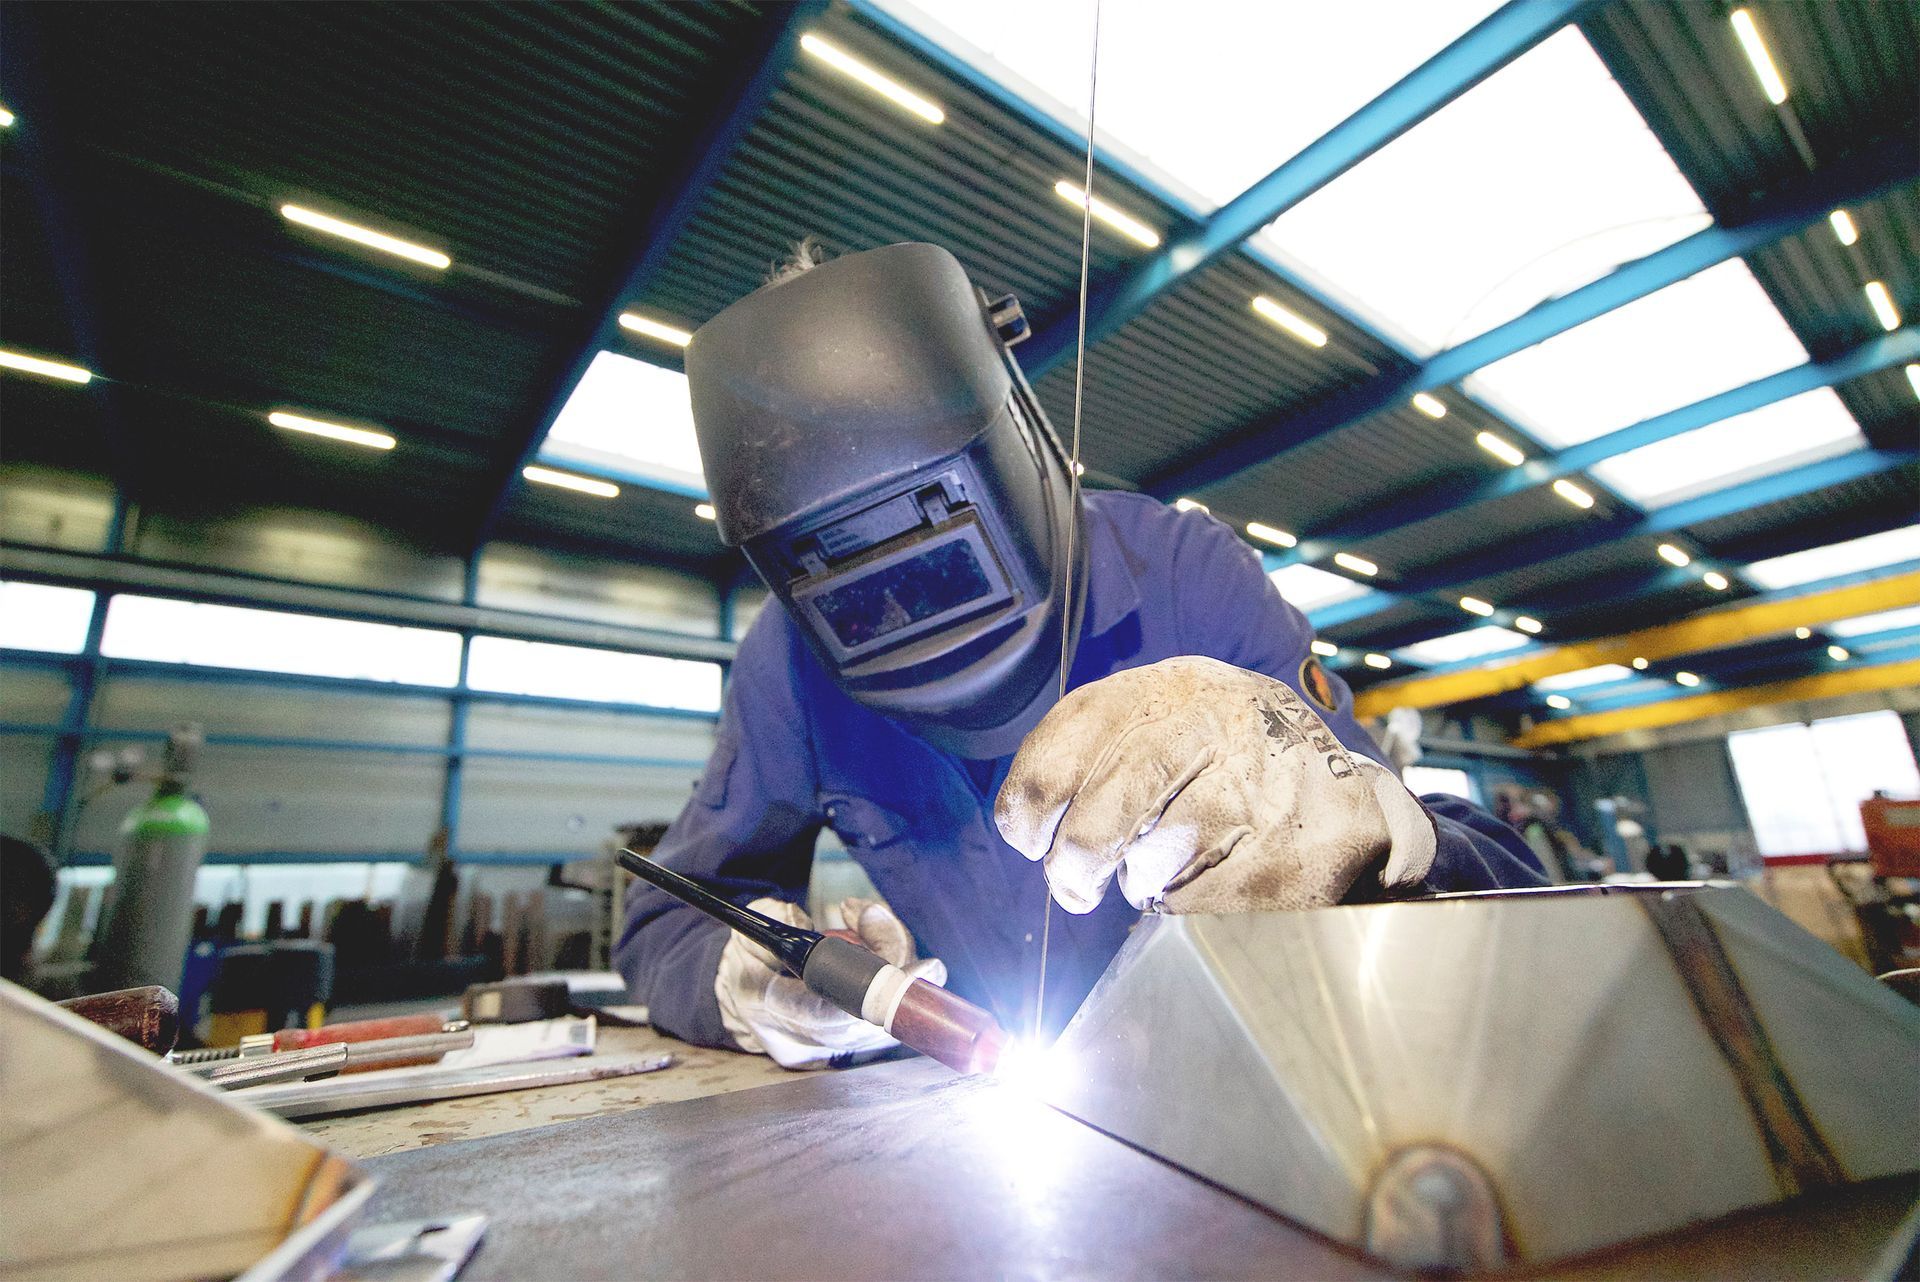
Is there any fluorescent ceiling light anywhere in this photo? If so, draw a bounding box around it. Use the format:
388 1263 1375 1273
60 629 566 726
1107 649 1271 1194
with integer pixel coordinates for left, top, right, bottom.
1746 526 1920 590
1702 571 1730 591
542 351 706 494
1310 639 1340 658
1829 605 1920 638
280 204 450 269
865 0 1499 211
1828 644 1851 662
1545 694 1572 710
1332 551 1378 577
1251 296 1328 348
1264 29 1709 354
1551 478 1594 509
1675 670 1701 687
523 465 619 498
1729 9 1789 105
1458 596 1495 617
694 502 717 521
1174 497 1210 513
0 581 96 654
1396 625 1530 665
1828 209 1858 246
1907 364 1920 402
1470 260 1807 448
268 411 395 451
1657 543 1691 567
1865 281 1901 332
0 106 14 129
1591 388 1864 508
1632 656 1649 669
1535 663 1634 692
1269 562 1370 612
1245 521 1296 548
1794 627 1812 640
1475 431 1524 467
1364 653 1392 670
799 32 944 124
1053 180 1161 248
1513 616 1542 635
0 349 93 384
619 313 693 347
1411 392 1447 419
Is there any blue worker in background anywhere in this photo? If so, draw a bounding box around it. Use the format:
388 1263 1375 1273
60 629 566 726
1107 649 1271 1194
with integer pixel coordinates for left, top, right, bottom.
616 243 1544 1068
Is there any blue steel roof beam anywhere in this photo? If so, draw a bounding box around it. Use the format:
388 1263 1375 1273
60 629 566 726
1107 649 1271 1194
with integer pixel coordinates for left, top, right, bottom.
467 0 827 551
1313 449 1920 630
1147 133 1920 499
1015 0 1592 377
1274 327 1920 570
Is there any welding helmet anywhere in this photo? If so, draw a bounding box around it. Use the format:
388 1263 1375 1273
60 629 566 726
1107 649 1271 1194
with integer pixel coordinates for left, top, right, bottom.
686 242 1085 759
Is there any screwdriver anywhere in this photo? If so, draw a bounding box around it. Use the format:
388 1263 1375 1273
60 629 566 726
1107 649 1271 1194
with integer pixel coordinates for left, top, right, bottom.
616 849 1008 1075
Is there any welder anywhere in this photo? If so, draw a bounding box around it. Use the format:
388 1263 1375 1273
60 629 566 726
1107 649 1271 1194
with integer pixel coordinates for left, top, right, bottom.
615 242 1545 1068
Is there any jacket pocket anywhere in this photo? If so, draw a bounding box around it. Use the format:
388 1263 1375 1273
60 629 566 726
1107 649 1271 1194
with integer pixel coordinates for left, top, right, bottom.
819 793 910 851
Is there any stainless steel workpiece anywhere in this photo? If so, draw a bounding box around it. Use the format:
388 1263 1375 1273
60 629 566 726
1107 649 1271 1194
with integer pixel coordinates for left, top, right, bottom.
1045 883 1920 1271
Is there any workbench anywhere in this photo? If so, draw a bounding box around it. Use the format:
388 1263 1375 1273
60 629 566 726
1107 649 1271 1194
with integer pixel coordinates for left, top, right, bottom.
303 1024 792 1159
355 1052 1919 1281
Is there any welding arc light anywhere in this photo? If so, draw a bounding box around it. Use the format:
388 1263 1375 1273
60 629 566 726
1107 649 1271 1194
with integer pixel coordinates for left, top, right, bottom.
281 204 450 269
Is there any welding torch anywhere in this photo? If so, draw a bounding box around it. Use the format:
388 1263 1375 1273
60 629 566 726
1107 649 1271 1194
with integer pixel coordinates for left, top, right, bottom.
616 849 1008 1075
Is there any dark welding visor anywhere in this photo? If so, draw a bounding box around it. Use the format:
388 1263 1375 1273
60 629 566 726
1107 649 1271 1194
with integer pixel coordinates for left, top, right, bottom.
686 243 1082 757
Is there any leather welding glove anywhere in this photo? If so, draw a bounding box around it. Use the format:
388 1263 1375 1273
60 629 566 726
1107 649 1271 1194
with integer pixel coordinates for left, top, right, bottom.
715 897 947 1070
995 656 1437 915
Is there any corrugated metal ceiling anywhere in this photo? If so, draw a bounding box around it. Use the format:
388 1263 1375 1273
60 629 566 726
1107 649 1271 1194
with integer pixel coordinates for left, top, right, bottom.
0 0 1911 660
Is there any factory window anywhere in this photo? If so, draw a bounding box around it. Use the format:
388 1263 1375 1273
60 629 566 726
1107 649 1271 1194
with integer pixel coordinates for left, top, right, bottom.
1726 711 1920 857
1403 766 1478 804
0 580 98 653
100 595 462 686
465 635 721 713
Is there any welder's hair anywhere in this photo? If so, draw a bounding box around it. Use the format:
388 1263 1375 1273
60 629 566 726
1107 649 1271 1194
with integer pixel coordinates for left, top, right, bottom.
765 237 830 286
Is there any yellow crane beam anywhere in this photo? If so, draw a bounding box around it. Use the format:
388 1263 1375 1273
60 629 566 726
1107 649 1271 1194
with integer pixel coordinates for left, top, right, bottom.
1511 657 1920 748
1353 569 1920 718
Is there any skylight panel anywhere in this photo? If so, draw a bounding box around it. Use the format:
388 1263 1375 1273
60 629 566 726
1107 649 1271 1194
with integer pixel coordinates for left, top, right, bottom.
1746 527 1920 590
0 581 97 654
1467 259 1808 448
1262 28 1709 354
541 352 706 495
1827 605 1920 638
870 0 1500 211
1589 388 1864 507
1396 625 1532 666
1533 663 1634 692
1268 562 1370 612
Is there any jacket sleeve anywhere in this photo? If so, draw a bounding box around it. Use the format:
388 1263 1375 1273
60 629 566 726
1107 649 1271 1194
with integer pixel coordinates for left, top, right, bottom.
612 616 824 1047
1167 509 1547 893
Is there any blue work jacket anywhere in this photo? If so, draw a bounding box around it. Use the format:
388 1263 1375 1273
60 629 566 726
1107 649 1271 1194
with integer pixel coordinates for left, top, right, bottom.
616 493 1545 1045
